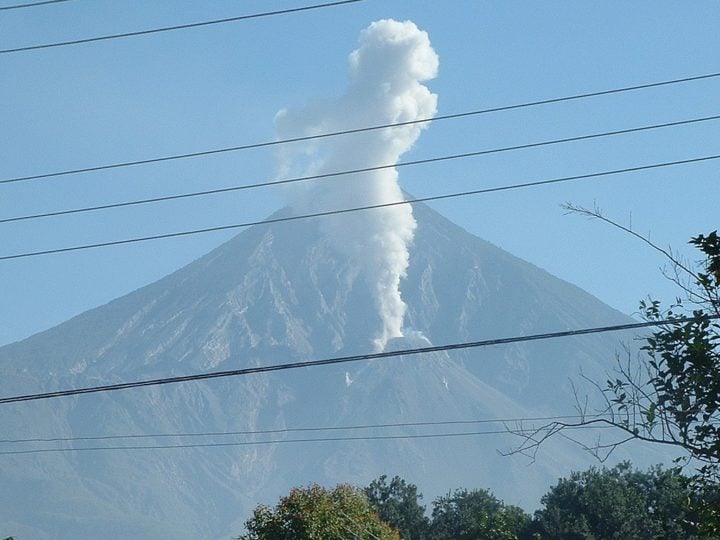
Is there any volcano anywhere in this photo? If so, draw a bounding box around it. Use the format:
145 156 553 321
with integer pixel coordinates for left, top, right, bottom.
0 203 660 539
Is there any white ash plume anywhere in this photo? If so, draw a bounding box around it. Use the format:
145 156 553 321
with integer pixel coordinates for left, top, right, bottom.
274 19 439 351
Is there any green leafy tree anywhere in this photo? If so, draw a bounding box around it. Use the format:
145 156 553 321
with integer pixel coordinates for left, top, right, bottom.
636 231 720 466
533 462 703 539
237 483 401 540
506 210 719 534
365 475 430 540
428 488 531 540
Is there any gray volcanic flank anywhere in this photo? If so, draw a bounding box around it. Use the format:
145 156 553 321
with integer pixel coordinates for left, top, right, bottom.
0 203 655 539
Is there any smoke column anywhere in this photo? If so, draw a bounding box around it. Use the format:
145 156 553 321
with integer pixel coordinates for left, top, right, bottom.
275 19 438 350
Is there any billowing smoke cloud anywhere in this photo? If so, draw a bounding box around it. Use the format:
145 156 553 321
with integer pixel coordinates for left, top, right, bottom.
275 19 438 350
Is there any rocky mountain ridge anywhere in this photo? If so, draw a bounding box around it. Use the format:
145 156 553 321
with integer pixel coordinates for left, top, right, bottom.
0 203 658 539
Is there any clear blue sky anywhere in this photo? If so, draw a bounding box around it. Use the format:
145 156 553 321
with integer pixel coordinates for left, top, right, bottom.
1 0 718 347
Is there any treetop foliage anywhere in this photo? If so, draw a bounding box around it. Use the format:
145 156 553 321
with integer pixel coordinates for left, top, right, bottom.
365 475 429 540
533 461 706 539
239 466 717 539
237 483 400 540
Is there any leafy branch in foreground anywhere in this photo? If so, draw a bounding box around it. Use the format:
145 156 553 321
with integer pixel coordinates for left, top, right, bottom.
504 205 719 533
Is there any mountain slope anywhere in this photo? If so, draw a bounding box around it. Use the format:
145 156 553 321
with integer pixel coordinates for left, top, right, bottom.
0 203 652 539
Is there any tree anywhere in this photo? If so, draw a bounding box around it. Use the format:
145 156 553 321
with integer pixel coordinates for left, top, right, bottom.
428 488 531 540
237 483 401 540
533 462 703 539
636 231 720 468
506 207 719 533
365 475 430 540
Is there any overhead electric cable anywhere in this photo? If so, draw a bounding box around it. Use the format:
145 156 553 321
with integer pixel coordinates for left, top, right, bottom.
0 0 364 54
1 154 718 261
0 414 607 444
0 0 70 10
0 425 613 456
1 315 716 404
4 114 718 224
340 510 381 540
2 71 719 186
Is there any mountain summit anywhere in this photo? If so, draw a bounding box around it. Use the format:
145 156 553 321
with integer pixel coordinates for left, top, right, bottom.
1 203 646 538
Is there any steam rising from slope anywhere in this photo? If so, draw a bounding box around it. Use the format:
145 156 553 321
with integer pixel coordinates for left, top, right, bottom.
275 19 438 350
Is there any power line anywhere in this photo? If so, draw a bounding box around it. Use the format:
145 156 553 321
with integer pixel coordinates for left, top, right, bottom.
2 71 719 186
339 509 381 540
0 0 70 10
0 425 611 456
1 315 716 404
1 154 717 261
4 114 718 225
0 0 364 54
0 414 606 444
